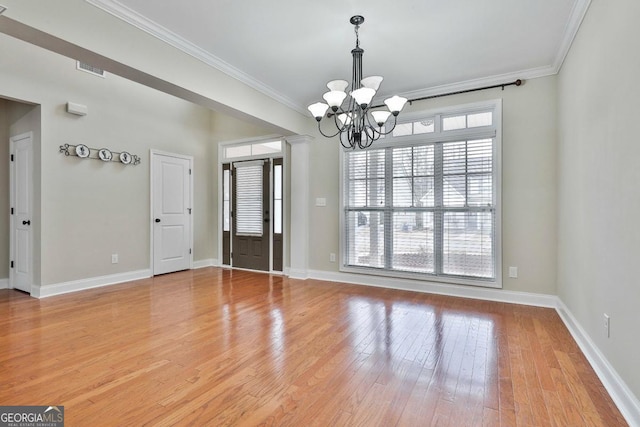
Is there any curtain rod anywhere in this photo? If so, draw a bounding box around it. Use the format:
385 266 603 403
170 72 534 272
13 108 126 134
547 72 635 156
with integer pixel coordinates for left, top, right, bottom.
369 79 523 109
407 79 522 105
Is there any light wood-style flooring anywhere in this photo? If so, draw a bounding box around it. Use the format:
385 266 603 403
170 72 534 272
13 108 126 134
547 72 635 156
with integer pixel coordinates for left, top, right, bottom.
0 268 627 426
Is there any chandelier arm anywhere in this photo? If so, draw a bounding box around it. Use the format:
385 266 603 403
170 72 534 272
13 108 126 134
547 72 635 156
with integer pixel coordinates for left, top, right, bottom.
363 109 385 133
316 120 343 139
359 130 374 150
340 136 354 149
376 114 400 136
341 124 356 149
332 110 349 132
362 125 380 147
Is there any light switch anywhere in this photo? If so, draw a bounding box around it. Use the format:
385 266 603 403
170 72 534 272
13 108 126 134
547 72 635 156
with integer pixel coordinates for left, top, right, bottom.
315 197 327 207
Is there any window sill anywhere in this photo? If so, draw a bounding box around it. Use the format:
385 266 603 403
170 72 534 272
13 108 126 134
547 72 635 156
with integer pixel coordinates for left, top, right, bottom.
339 264 502 289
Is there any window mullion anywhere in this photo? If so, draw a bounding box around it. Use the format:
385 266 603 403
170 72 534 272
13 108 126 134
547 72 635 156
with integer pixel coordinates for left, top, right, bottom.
434 143 444 276
465 140 469 206
384 148 393 270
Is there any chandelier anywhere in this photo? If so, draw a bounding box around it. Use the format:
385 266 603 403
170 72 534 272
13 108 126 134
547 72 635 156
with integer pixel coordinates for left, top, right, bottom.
307 15 408 150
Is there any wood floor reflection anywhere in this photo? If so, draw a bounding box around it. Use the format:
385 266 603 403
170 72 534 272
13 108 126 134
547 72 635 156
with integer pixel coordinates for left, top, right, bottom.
0 268 627 426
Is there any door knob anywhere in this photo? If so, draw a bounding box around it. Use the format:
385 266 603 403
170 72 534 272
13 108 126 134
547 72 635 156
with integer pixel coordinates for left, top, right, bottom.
155 218 161 223
22 220 31 226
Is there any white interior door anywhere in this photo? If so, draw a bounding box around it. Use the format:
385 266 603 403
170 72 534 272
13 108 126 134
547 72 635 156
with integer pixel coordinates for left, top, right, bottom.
152 152 193 275
10 132 33 293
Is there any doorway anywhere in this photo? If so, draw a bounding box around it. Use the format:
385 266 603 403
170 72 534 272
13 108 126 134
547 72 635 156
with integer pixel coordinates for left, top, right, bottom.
9 132 34 293
224 158 283 272
220 139 284 273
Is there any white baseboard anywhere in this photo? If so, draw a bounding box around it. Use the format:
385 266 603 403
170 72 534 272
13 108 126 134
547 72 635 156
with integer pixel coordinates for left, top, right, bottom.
0 278 8 289
193 258 218 269
556 300 640 427
288 268 309 280
32 269 152 298
306 269 558 308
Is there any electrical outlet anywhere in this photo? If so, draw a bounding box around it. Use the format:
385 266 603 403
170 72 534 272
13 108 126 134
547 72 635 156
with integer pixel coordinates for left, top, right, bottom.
329 253 336 263
111 253 119 264
508 266 518 278
604 313 610 338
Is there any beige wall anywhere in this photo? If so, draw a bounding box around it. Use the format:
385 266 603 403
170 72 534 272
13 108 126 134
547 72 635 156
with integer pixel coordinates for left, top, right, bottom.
308 76 558 295
558 0 640 399
1 0 312 137
0 33 271 287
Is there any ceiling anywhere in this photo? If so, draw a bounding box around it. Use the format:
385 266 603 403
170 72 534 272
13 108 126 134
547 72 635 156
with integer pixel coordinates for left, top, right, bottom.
87 0 590 114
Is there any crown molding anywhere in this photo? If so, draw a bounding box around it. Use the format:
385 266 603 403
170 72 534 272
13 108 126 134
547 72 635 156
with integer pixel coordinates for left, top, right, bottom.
384 65 556 106
86 0 591 114
553 0 592 72
85 0 307 115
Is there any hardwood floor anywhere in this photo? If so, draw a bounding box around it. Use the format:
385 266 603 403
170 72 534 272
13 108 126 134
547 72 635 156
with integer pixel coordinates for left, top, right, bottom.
0 268 627 426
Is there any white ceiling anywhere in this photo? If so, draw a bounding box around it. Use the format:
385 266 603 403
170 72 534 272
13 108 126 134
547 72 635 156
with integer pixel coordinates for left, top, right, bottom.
87 0 590 114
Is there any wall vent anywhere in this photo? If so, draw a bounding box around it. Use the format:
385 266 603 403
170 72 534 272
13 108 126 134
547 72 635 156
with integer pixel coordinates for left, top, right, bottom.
76 61 105 78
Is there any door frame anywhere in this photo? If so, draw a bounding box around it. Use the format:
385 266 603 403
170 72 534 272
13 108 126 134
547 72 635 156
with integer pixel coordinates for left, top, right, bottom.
149 149 194 275
217 137 287 273
9 131 34 294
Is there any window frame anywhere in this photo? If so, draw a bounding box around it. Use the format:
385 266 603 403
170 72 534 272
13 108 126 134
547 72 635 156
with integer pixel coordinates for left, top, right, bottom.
339 99 502 288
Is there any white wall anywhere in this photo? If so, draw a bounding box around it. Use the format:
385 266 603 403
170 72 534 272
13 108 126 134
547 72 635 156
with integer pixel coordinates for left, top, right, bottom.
307 76 558 295
0 33 271 288
558 0 640 400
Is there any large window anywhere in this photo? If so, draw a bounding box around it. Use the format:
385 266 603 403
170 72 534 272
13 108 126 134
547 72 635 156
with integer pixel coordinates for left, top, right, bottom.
342 101 501 287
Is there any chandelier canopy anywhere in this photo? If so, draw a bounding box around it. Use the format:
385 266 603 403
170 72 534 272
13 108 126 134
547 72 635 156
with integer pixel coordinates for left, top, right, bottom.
307 15 408 150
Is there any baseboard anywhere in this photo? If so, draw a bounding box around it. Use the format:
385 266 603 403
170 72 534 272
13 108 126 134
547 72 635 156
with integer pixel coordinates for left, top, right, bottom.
193 258 218 269
0 278 8 289
556 300 640 427
32 269 152 298
306 269 558 308
288 268 309 280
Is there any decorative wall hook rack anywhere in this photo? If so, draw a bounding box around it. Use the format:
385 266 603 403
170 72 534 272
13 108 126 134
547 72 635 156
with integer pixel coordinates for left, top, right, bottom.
59 143 141 165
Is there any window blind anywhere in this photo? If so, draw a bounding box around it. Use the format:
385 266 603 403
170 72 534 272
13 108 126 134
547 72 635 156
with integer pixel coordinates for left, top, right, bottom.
344 122 496 283
234 162 263 236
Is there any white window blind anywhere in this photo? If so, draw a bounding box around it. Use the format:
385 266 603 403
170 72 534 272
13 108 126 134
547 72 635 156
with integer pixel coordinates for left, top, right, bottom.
343 106 498 285
234 162 264 236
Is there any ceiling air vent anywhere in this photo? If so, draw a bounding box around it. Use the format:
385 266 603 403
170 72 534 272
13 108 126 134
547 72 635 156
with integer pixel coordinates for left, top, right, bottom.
76 61 105 78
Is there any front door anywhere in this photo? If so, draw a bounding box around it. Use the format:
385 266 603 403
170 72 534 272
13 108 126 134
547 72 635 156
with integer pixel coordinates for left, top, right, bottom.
10 132 33 293
152 151 192 275
232 160 269 271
